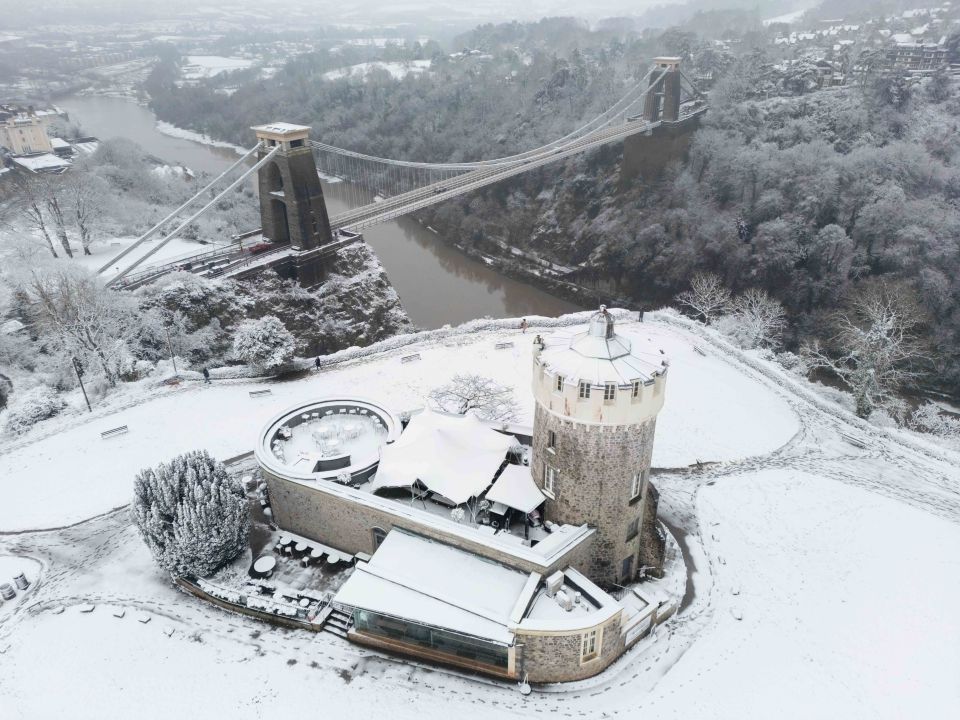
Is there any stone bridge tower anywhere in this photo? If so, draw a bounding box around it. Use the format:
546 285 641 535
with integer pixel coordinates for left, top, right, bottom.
622 57 703 182
530 308 669 586
252 123 335 287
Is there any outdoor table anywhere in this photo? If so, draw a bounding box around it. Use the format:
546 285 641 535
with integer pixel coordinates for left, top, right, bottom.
326 552 341 565
252 555 276 577
310 548 325 561
295 541 308 553
278 535 292 546
299 598 310 608
301 414 310 423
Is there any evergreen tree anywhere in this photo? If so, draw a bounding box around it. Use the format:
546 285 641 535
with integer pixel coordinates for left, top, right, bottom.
132 450 249 578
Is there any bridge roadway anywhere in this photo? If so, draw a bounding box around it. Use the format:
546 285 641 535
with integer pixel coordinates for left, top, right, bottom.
327 108 703 233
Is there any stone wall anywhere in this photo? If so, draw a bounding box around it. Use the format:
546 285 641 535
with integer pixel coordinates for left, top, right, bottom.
264 469 594 577
516 612 624 683
531 401 659 585
620 115 702 182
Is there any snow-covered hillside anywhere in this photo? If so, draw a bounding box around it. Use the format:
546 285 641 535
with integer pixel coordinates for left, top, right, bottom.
0 310 957 718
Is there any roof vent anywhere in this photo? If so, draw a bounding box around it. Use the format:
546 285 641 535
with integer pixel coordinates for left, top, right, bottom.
588 305 615 339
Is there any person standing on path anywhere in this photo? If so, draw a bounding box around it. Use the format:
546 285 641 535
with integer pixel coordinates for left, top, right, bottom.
315 356 322 371
520 318 528 333
202 367 211 384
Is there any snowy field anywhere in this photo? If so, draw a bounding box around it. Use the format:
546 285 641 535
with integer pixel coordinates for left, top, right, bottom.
323 60 432 81
181 55 254 80
1 310 958 718
0 315 798 531
71 234 234 280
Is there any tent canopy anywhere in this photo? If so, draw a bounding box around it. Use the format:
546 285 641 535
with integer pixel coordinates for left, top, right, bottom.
372 409 516 505
485 464 546 514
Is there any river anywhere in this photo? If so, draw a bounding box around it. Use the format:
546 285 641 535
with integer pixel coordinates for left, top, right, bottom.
59 95 583 329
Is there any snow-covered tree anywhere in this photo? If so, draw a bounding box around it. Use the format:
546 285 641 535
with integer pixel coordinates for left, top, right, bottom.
231 315 296 372
675 273 732 325
68 173 106 256
19 263 138 387
910 402 960 443
3 384 66 435
723 288 787 350
804 283 928 418
132 450 249 579
429 374 520 422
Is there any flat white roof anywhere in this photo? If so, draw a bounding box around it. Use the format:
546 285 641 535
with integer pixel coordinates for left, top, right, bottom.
10 153 70 172
335 530 536 644
251 122 311 135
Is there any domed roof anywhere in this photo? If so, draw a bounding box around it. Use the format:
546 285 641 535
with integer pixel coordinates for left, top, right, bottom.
537 307 667 386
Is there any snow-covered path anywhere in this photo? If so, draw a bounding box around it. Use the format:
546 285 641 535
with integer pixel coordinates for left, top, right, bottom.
1 312 958 718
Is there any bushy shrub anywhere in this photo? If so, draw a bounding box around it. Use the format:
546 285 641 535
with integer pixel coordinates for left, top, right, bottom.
3 385 66 435
231 315 296 372
132 450 249 578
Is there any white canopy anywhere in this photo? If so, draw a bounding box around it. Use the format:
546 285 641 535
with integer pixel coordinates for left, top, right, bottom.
372 409 516 505
486 464 547 514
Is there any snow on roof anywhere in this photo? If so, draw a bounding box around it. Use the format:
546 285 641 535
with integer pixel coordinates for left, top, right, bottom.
334 529 534 643
49 137 71 150
538 307 666 387
251 122 311 135
371 409 516 505
486 464 546 514
10 153 70 172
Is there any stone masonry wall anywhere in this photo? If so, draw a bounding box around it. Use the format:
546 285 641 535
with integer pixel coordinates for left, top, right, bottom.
516 612 624 683
265 469 594 577
532 402 658 586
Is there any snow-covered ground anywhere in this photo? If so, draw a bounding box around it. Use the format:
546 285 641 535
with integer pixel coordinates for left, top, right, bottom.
0 310 957 718
181 55 254 80
323 60 432 81
0 315 798 531
71 234 234 280
155 121 249 155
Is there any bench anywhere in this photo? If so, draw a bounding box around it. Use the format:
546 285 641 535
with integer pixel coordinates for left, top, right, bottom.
693 346 707 356
249 389 272 398
100 425 128 439
400 353 421 364
840 432 867 449
495 342 514 350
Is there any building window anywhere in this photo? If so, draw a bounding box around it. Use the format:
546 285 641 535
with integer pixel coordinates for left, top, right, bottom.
371 527 387 549
621 555 634 581
631 380 641 399
543 465 556 496
555 375 564 392
626 516 639 540
547 430 556 452
603 383 616 402
578 381 591 399
580 628 602 663
631 472 642 499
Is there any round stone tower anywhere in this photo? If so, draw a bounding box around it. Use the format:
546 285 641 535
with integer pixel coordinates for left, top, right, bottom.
530 307 668 586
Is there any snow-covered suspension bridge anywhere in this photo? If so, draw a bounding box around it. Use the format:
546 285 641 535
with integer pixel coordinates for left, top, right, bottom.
101 58 705 289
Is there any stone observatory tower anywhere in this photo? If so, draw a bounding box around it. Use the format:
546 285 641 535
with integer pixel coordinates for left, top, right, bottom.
530 307 668 586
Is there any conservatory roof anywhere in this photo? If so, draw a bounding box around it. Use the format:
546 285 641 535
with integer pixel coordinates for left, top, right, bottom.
334 529 536 644
371 409 516 505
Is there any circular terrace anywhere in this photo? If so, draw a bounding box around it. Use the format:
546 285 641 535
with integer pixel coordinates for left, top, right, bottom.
255 398 401 485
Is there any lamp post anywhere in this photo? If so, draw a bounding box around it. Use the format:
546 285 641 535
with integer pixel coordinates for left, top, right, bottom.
162 322 179 376
72 356 91 412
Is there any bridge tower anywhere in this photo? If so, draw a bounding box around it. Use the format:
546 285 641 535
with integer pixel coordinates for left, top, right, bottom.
252 123 333 251
642 57 682 123
252 123 335 287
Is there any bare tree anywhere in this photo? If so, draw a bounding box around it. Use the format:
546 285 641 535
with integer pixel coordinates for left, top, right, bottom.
18 176 58 258
429 374 520 422
22 264 137 386
675 272 733 324
69 174 106 255
44 178 73 258
803 283 928 418
729 288 787 350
